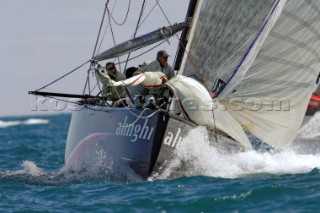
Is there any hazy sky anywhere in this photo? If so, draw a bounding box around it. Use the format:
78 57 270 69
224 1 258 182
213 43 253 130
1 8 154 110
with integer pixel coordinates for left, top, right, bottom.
0 0 188 117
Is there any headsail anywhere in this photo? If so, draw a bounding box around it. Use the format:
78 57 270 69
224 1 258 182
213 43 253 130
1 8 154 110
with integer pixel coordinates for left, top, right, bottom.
93 21 189 61
180 0 320 148
181 0 277 88
221 0 320 148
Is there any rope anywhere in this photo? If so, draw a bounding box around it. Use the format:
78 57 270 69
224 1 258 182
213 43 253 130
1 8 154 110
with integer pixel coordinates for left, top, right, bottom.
92 1 109 57
116 40 167 65
92 72 103 95
155 0 215 108
137 1 158 31
124 0 147 71
47 90 161 128
212 105 218 143
107 4 122 72
160 26 172 44
155 0 219 143
93 64 129 104
107 0 131 26
95 1 200 122
86 105 161 128
93 40 166 102
93 63 168 122
47 90 160 129
90 82 99 94
155 0 210 94
84 0 110 96
34 1 167 127
97 2 117 54
82 67 91 95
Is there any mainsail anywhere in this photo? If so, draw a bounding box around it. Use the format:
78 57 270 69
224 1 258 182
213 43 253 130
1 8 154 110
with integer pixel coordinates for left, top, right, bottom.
180 0 320 148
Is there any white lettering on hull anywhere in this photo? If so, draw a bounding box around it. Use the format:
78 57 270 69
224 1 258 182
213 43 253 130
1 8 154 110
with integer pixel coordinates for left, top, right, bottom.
164 128 182 148
116 116 154 142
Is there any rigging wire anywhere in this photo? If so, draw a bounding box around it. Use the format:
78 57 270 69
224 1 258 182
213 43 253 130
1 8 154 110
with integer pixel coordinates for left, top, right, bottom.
117 40 167 66
97 2 117 54
212 105 219 143
90 0 167 110
106 3 122 72
36 60 90 91
82 67 92 95
90 82 99 94
32 1 162 126
155 0 210 93
112 0 157 41
92 1 110 58
155 0 219 138
86 104 162 128
90 0 131 98
84 65 162 126
104 0 197 122
83 0 110 96
98 0 158 61
31 1 218 135
124 0 148 72
136 1 158 32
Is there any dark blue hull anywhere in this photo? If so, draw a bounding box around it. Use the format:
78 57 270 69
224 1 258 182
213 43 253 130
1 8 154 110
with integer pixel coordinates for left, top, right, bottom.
65 105 244 179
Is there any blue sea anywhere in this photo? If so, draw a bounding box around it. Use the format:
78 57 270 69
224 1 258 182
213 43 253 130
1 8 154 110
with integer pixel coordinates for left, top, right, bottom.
1 113 320 212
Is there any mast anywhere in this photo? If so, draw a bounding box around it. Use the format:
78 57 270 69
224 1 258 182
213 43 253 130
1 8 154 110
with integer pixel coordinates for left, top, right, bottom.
173 0 199 71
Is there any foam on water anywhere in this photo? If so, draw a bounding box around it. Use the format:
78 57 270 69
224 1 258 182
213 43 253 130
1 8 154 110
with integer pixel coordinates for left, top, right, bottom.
0 159 142 185
0 119 49 128
2 114 320 184
24 119 49 125
156 125 320 179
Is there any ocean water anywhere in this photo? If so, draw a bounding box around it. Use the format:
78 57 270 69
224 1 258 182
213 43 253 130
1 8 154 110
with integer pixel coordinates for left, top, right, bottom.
1 113 320 212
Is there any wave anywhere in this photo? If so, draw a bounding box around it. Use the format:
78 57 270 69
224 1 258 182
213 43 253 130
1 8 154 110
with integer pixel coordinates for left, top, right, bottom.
0 118 49 128
153 127 320 179
2 116 320 184
0 160 142 186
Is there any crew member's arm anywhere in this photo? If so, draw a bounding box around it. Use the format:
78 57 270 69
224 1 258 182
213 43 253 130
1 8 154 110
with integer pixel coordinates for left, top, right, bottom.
95 69 111 86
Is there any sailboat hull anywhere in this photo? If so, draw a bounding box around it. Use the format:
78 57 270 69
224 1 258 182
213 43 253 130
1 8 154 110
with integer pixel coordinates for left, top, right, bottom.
64 105 244 179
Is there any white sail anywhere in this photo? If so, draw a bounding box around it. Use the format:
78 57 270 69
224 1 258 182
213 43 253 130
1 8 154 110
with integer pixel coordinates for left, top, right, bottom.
221 0 320 148
165 75 252 150
181 0 277 87
179 0 320 148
